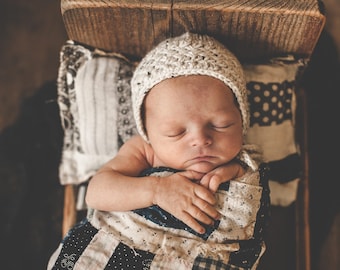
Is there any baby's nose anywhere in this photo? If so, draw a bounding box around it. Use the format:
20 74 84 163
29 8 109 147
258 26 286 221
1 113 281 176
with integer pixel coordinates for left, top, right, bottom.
191 129 212 147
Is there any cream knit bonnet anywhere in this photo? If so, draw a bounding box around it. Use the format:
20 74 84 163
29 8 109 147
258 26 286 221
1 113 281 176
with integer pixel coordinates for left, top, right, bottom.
131 32 249 142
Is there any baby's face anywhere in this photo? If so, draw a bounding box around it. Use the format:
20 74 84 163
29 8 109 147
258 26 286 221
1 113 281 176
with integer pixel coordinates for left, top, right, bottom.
144 75 243 174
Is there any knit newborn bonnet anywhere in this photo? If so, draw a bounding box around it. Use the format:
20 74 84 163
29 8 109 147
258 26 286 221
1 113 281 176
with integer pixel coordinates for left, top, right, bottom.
131 32 249 142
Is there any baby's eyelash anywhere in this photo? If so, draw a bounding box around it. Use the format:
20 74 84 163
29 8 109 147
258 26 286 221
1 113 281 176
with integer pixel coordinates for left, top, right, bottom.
166 130 185 137
211 123 233 129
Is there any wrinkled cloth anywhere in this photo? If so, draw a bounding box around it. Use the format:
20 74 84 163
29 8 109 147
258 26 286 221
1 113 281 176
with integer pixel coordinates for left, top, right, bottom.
48 162 270 270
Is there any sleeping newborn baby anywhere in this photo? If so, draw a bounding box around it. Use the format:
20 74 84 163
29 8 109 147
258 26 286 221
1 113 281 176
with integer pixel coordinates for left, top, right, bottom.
48 32 270 270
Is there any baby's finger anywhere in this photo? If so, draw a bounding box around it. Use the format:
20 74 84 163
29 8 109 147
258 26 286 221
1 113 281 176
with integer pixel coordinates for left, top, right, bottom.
179 211 206 234
194 197 221 220
199 173 210 188
209 174 222 193
194 184 216 205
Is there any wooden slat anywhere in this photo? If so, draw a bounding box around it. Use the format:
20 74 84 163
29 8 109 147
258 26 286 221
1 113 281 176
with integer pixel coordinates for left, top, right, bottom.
62 184 76 237
295 87 311 270
60 0 325 61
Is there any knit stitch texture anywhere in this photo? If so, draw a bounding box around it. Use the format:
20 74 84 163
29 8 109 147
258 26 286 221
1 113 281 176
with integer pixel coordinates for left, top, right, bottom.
131 32 249 142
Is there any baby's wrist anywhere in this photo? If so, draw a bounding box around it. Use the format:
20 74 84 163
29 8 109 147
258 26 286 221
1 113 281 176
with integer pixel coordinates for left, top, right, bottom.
150 176 161 206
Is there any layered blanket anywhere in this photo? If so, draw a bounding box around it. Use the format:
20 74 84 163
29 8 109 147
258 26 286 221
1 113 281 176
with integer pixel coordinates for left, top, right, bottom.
48 164 270 270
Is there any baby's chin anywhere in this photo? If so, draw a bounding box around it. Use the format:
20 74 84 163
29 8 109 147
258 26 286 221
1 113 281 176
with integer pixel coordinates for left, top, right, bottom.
186 162 218 174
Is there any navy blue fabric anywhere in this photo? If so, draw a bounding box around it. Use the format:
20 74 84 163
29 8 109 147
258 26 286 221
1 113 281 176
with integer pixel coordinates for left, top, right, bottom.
52 219 98 270
267 153 301 183
104 242 155 269
247 80 294 126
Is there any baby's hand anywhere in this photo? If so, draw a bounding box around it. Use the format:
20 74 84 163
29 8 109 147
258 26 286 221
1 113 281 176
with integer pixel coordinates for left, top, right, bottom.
200 162 245 193
152 170 220 234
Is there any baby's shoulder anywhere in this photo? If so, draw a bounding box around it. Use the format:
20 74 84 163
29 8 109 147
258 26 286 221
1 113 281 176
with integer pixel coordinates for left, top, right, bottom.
122 135 155 165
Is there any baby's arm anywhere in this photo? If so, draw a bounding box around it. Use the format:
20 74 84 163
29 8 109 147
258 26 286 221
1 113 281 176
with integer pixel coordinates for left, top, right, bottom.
200 161 245 192
85 135 220 234
86 136 155 211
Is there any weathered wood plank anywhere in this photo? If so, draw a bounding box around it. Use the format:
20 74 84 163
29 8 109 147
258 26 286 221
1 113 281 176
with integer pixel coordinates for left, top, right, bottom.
61 0 325 60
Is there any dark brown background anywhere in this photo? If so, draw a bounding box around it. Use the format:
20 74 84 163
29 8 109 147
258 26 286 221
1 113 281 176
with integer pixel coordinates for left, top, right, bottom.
0 1 339 269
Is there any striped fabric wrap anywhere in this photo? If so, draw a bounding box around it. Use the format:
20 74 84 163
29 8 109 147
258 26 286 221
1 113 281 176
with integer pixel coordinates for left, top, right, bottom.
48 161 270 270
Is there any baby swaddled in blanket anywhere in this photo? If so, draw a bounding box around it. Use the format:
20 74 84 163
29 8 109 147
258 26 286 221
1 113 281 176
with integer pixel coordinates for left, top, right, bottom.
48 32 270 270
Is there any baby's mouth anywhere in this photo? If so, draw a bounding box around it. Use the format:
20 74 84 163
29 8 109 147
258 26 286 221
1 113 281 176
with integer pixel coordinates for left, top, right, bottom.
192 155 215 162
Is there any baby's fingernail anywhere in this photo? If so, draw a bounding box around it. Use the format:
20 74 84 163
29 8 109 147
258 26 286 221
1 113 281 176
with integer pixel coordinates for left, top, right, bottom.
199 228 205 234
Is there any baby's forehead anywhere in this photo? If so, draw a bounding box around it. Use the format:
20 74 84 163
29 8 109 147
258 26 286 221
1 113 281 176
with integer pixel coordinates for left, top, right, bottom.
145 75 237 108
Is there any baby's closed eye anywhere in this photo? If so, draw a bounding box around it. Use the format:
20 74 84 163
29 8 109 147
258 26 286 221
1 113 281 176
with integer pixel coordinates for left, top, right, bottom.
163 128 186 138
210 121 234 130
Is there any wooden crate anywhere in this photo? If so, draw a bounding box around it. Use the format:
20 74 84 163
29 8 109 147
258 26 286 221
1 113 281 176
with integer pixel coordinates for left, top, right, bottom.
61 0 325 61
59 2 326 270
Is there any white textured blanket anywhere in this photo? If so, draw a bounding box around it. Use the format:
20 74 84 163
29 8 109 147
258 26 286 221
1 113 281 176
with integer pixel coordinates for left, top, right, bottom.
48 163 270 270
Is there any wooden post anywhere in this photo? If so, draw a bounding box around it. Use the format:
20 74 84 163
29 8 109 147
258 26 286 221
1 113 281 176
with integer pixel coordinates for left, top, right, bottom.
295 87 311 270
62 184 76 237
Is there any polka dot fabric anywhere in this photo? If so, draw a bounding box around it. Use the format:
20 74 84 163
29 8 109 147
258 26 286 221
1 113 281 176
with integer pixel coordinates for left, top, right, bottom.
105 242 154 269
51 220 98 269
247 80 294 126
